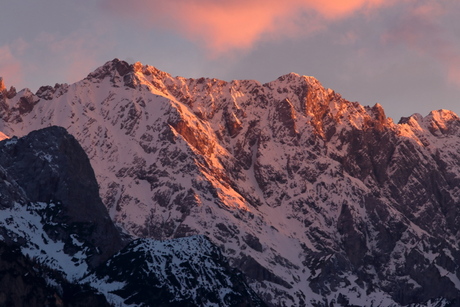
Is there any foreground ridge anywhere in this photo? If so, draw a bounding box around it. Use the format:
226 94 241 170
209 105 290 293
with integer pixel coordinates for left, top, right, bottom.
0 127 265 306
1 59 460 306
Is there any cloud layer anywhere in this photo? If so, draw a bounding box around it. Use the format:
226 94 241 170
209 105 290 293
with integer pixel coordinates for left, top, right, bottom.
0 39 28 87
0 19 113 91
2 0 460 121
383 2 460 85
103 0 389 55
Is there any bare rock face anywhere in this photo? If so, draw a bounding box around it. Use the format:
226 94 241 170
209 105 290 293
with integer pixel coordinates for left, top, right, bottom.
0 166 28 209
0 126 125 268
0 77 5 92
36 83 68 100
0 78 17 121
0 127 131 306
0 78 16 100
2 59 460 306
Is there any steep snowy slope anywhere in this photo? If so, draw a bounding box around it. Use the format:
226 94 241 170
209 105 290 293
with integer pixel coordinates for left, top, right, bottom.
86 235 266 307
2 59 460 306
0 240 111 307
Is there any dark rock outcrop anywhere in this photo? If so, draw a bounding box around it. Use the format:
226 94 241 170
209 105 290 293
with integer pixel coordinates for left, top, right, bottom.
0 126 124 267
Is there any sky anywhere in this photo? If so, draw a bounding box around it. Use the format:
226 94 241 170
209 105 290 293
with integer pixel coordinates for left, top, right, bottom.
1 0 460 121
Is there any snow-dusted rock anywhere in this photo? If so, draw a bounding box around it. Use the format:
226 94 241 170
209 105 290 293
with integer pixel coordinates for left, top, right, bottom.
0 126 265 306
86 235 266 307
2 59 460 306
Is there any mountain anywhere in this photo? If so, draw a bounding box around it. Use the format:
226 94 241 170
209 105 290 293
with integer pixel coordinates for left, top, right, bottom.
0 126 263 306
0 126 124 268
86 235 266 307
0 240 111 307
1 59 460 305
0 126 119 306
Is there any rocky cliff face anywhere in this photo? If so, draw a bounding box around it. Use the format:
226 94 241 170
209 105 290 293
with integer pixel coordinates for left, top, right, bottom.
1 59 460 306
0 126 124 268
0 127 119 306
0 126 263 306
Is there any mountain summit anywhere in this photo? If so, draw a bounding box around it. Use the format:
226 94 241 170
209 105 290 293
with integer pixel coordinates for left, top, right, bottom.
1 59 460 306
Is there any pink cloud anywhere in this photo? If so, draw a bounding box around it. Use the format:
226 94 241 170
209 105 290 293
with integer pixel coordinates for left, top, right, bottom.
0 21 114 91
0 41 26 87
46 34 101 82
33 22 114 85
382 2 460 85
102 0 390 55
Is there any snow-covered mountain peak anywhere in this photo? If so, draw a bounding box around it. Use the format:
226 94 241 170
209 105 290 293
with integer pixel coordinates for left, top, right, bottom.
398 109 460 144
86 58 130 80
428 108 459 120
35 83 69 100
79 59 389 140
269 71 320 86
425 109 460 135
3 59 460 306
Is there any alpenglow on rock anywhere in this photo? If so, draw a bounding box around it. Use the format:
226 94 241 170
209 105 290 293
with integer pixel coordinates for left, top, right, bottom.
1 59 460 306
